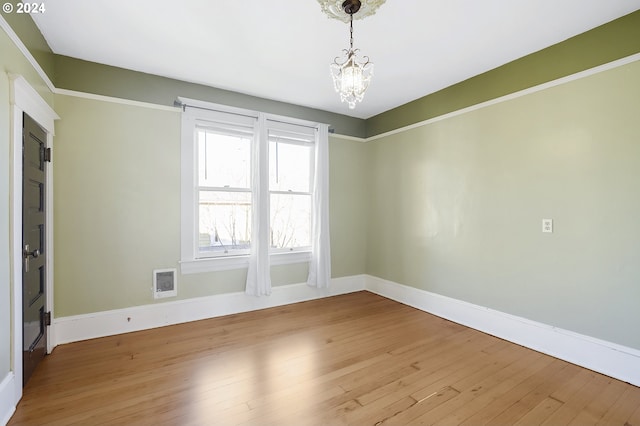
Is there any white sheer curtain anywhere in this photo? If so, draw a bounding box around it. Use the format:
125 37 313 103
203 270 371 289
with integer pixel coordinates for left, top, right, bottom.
245 119 330 295
245 117 271 296
307 124 331 288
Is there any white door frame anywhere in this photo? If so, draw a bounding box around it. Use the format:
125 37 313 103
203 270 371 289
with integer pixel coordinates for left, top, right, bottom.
9 74 58 405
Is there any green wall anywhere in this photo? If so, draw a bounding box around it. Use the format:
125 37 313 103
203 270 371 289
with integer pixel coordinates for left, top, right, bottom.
0 21 54 380
329 137 369 277
366 60 640 349
51 10 640 139
4 6 640 360
0 1 54 79
366 10 640 137
54 56 366 139
52 94 368 316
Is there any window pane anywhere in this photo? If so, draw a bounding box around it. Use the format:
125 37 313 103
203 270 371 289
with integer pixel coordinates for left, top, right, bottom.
198 130 251 188
270 193 311 249
269 141 312 193
199 191 251 255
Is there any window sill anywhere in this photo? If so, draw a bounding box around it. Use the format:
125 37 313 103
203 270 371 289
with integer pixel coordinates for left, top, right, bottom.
180 251 311 274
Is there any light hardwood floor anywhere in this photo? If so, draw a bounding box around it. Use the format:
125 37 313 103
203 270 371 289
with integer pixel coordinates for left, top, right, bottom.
8 291 640 425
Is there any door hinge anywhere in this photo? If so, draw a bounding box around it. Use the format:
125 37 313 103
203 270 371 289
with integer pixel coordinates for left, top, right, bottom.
44 147 52 162
44 311 52 326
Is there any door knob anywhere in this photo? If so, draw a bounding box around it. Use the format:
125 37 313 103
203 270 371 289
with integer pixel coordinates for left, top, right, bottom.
23 244 40 272
25 246 40 258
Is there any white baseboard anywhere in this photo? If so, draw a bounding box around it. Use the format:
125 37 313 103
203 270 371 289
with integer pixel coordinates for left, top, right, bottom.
50 273 640 387
53 275 366 346
365 275 640 387
0 373 16 426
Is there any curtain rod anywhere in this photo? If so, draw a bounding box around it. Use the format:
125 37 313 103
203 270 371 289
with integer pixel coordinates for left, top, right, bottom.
173 100 257 120
174 99 327 132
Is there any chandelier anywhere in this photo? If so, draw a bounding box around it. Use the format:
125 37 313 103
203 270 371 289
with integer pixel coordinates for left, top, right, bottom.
328 0 375 109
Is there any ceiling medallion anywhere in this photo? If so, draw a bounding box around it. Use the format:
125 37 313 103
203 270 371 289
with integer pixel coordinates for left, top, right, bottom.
317 0 386 23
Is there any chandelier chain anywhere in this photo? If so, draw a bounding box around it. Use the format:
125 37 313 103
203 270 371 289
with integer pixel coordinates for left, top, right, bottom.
349 13 354 50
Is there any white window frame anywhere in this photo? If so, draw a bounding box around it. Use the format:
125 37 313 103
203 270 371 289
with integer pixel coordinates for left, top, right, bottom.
267 120 316 255
179 98 316 274
194 110 255 259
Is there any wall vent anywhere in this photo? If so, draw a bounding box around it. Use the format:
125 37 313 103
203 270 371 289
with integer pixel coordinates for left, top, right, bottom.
153 268 177 299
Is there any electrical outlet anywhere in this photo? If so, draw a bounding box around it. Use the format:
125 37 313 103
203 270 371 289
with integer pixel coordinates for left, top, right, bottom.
542 219 553 233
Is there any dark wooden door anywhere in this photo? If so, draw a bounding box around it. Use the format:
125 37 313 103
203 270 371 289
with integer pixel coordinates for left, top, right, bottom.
22 112 48 386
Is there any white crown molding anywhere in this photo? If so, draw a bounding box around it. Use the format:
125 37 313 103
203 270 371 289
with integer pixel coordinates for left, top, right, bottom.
4 10 640 144
0 15 55 92
329 132 367 143
55 88 180 112
52 52 640 144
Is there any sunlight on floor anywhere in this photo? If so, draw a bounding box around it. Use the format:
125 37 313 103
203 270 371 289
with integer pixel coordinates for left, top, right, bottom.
188 334 323 424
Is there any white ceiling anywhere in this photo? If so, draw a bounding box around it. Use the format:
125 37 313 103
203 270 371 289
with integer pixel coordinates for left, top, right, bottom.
30 0 640 119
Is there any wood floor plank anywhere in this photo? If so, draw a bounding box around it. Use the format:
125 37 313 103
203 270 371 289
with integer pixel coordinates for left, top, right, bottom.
8 291 640 426
458 357 567 425
418 349 549 424
596 387 640 425
373 386 461 426
567 377 629 425
350 395 418 426
354 335 508 408
542 372 612 425
484 361 581 425
513 396 564 425
627 403 640 426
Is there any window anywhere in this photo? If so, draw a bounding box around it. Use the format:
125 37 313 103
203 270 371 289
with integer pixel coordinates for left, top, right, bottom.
197 120 253 257
180 99 323 274
268 124 315 252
